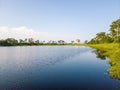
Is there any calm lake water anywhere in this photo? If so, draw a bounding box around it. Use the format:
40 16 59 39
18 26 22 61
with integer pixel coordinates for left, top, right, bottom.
0 46 120 90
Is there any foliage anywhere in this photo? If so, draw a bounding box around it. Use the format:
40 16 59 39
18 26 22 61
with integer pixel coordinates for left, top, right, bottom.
110 19 120 43
88 44 120 80
0 38 68 46
0 38 18 46
86 19 120 79
88 18 120 44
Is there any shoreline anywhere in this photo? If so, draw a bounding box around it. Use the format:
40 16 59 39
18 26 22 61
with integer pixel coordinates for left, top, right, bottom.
85 44 120 80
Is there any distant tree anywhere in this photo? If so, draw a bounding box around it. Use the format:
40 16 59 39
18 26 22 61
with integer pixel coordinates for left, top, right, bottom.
35 40 39 44
24 38 28 43
52 41 57 45
84 40 88 44
6 38 18 45
28 38 34 43
88 18 120 44
43 40 46 43
47 40 57 45
88 32 113 44
19 39 24 43
58 40 65 45
71 41 74 44
0 39 8 46
88 38 98 44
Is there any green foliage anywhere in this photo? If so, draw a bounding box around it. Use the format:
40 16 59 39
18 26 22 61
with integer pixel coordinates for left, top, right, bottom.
92 49 107 60
87 18 120 79
88 18 120 44
57 40 65 45
0 38 68 46
108 50 120 80
84 40 88 44
88 44 120 80
0 38 18 46
110 19 120 43
88 32 113 44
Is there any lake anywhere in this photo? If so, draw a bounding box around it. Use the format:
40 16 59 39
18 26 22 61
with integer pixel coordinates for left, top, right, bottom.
0 46 120 90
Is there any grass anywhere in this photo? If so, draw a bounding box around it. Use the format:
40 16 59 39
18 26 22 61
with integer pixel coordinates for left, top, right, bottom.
85 43 120 80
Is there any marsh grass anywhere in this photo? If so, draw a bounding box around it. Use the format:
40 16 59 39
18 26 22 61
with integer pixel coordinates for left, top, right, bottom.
86 44 120 80
119 43 120 48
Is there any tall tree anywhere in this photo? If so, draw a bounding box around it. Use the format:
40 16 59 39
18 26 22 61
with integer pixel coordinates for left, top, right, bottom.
110 19 120 42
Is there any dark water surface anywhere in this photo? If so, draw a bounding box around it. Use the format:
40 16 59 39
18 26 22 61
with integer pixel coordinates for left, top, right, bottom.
0 46 120 90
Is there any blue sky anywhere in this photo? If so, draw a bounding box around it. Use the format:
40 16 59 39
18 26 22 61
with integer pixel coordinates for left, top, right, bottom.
0 0 119 42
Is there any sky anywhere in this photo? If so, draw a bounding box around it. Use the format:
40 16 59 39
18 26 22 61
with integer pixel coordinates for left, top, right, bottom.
0 0 120 42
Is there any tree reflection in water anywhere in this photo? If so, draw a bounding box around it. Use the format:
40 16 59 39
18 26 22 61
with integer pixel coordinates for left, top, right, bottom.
92 48 120 80
92 49 107 60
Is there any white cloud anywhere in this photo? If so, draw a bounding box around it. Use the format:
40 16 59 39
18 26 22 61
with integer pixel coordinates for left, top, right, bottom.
0 26 51 40
0 26 90 42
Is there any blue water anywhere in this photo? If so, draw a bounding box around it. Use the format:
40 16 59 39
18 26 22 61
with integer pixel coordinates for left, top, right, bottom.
0 46 120 90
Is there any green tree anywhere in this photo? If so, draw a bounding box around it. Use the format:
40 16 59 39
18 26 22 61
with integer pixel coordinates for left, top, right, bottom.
28 38 34 44
84 40 88 44
88 32 113 44
58 40 65 45
71 41 74 44
19 39 24 43
110 19 120 42
47 40 57 45
24 38 28 43
6 38 18 45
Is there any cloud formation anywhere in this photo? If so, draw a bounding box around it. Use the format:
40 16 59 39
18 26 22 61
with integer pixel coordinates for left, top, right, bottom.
0 26 37 39
0 26 78 42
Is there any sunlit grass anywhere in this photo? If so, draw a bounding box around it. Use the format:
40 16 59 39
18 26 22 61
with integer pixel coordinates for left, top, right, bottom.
86 43 120 80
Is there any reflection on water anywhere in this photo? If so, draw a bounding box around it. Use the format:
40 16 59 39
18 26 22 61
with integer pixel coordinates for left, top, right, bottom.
92 48 120 81
0 46 120 90
92 49 107 60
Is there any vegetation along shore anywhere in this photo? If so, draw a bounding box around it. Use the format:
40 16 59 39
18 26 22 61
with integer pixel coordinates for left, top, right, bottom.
86 44 120 80
85 18 120 80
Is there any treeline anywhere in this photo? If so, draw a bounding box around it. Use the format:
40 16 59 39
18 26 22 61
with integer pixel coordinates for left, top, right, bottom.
0 38 67 46
87 18 120 44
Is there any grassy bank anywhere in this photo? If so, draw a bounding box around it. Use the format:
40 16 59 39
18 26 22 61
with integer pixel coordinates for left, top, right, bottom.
85 44 120 80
